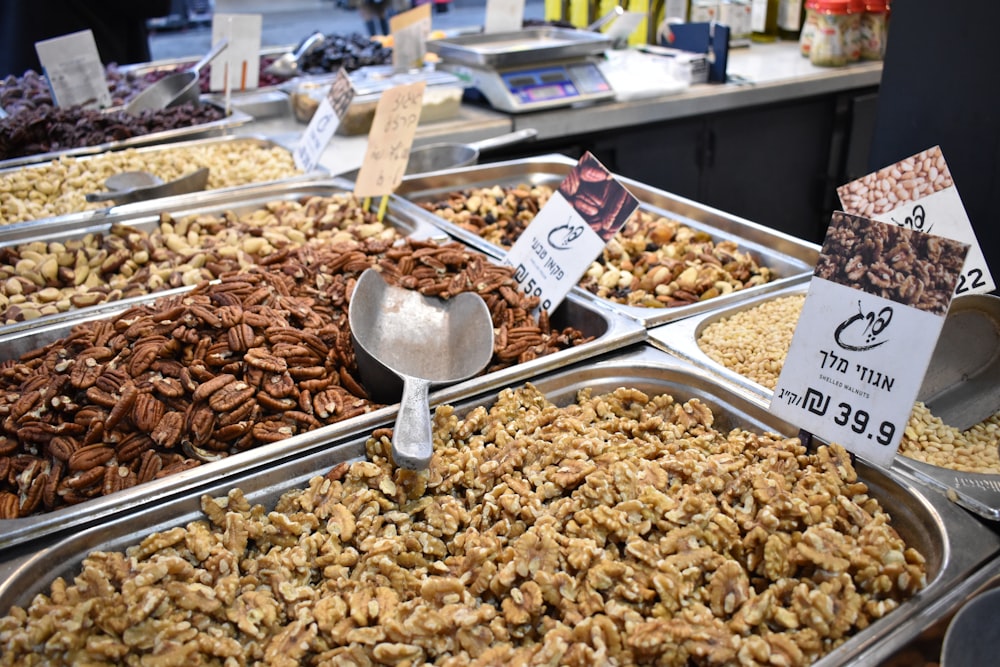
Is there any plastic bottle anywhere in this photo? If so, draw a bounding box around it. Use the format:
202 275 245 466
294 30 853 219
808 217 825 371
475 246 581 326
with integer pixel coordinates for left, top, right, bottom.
860 0 889 60
777 0 805 39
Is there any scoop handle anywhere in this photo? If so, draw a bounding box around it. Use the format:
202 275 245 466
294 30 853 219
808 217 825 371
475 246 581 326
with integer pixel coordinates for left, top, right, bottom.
392 376 434 470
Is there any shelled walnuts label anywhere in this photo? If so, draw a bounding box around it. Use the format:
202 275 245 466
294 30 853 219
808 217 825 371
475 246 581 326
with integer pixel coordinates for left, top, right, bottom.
504 152 638 313
770 212 969 467
837 145 995 295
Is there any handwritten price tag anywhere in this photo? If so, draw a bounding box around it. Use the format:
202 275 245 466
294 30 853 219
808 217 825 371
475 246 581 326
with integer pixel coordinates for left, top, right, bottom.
34 30 111 109
770 212 969 467
838 145 995 295
504 152 638 313
353 80 427 198
293 69 355 173
390 4 432 72
210 14 262 92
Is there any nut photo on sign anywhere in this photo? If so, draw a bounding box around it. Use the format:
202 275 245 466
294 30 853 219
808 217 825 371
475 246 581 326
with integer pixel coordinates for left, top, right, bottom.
557 152 638 242
814 212 967 315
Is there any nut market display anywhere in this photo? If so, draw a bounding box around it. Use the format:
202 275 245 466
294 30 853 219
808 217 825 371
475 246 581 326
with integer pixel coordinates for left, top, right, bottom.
0 18 993 667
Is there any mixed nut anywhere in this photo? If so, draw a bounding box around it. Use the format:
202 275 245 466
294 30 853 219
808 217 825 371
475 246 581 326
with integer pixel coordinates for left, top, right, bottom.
0 385 927 665
420 183 776 308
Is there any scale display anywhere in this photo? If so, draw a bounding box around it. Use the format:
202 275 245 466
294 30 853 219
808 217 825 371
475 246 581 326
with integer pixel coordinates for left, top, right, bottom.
501 63 611 106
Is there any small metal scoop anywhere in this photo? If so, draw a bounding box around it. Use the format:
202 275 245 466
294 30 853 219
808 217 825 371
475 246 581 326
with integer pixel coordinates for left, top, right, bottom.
126 39 229 114
265 31 325 78
85 168 210 204
917 293 1000 431
349 268 494 470
940 587 1000 666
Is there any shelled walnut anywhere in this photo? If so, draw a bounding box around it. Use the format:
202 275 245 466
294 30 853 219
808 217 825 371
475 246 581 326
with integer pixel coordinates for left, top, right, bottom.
0 385 928 665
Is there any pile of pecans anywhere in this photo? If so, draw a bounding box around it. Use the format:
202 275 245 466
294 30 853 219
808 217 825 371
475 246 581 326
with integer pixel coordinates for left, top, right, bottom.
0 240 591 518
0 385 927 665
419 183 775 308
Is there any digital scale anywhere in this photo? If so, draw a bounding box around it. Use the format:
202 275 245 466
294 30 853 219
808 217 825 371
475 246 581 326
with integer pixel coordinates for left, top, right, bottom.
427 28 616 114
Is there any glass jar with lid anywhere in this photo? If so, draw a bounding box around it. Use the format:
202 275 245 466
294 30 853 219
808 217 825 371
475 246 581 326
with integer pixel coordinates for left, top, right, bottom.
809 0 850 67
860 0 889 60
846 0 865 62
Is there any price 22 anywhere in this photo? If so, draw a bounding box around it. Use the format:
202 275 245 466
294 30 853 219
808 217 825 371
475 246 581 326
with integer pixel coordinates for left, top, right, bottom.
955 267 987 294
833 402 895 446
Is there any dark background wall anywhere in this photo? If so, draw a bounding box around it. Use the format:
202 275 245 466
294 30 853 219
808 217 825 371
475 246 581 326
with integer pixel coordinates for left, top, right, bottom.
869 1 1000 291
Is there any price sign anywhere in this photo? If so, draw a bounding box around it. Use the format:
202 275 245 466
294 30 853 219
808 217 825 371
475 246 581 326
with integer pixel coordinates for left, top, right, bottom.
210 14 262 92
504 152 638 313
838 145 995 295
293 69 355 173
34 30 111 109
390 4 432 72
770 212 969 467
484 0 526 33
353 80 427 198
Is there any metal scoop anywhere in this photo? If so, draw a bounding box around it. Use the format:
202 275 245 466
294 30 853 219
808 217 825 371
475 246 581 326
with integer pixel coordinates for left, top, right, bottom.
349 268 494 470
917 293 1000 431
85 168 210 204
265 31 326 78
125 39 229 114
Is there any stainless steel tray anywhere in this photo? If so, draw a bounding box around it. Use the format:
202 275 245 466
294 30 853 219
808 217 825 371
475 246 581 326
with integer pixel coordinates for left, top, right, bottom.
427 27 612 68
0 134 310 240
0 344 994 667
649 284 1000 522
0 267 642 552
0 179 441 333
0 103 253 171
394 155 819 327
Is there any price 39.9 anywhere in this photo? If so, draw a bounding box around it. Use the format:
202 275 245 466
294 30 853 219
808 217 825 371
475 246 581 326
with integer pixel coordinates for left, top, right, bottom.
832 401 895 446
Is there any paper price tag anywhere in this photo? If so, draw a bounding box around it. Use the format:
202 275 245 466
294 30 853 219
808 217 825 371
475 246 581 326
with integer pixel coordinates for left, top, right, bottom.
838 145 995 295
34 30 111 109
293 69 355 173
504 152 638 313
210 14 262 92
353 80 427 198
484 0 526 33
770 212 969 467
390 4 432 72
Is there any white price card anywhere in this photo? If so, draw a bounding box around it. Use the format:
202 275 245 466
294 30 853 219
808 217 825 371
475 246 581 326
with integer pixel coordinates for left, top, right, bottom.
484 0 526 33
34 30 111 109
390 4 432 72
504 152 638 313
770 212 969 467
353 80 427 198
604 11 647 44
210 14 262 92
838 145 995 296
294 69 355 173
